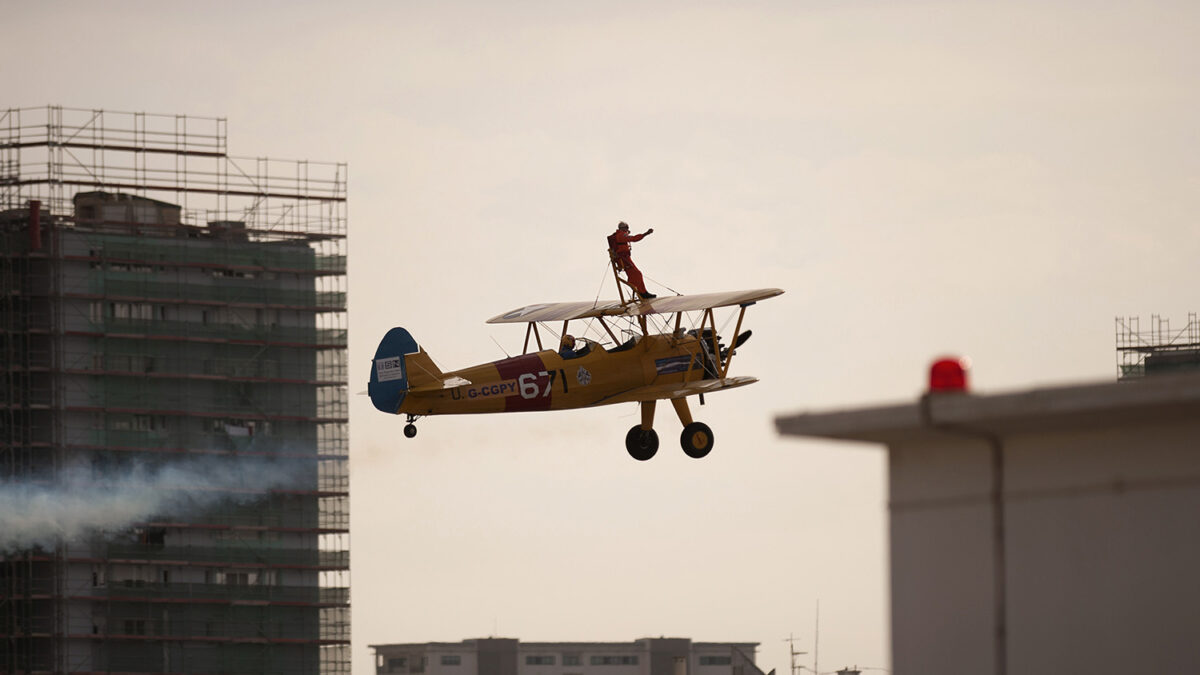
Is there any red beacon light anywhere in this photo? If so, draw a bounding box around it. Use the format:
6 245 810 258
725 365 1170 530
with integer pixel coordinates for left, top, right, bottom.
928 356 970 393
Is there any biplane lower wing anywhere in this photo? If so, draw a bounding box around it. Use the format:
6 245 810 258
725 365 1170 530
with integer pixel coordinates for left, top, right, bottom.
597 376 759 405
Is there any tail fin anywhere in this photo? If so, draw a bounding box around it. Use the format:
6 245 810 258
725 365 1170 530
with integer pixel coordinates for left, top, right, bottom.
368 327 422 414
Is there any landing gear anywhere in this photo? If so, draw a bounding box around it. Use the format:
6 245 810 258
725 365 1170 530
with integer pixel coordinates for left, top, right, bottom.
671 397 713 459
622 398 714 460
680 422 714 459
625 425 659 461
403 414 420 439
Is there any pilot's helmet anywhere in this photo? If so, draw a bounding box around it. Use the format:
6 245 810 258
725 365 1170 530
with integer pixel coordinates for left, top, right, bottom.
617 222 629 231
560 335 575 349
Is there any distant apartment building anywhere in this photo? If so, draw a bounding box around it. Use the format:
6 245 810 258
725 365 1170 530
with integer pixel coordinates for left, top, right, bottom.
0 107 349 674
371 638 765 675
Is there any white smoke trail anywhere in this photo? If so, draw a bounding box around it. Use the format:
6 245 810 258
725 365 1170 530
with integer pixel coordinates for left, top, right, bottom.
0 457 312 551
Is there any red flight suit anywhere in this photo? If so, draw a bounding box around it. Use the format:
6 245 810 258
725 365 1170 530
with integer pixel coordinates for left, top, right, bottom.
608 228 650 295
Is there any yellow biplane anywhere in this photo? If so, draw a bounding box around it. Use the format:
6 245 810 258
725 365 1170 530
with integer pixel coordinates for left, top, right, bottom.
368 286 783 460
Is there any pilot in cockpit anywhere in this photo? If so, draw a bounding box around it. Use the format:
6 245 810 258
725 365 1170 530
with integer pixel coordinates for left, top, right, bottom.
559 334 591 360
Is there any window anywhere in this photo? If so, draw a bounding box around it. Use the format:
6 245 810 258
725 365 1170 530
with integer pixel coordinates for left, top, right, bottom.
700 656 732 666
440 655 461 666
525 655 555 665
563 654 581 666
212 418 262 437
137 528 166 547
590 656 638 666
109 262 154 273
111 415 164 433
255 308 278 326
210 267 258 279
123 619 146 635
201 307 229 325
386 657 406 672
111 302 153 321
220 569 248 586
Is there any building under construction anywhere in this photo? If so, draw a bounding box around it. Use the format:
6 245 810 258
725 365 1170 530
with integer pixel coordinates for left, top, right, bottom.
1116 314 1200 380
0 106 349 673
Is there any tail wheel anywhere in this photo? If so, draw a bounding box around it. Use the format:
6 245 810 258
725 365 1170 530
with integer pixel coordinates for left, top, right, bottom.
403 423 418 439
625 426 659 461
680 422 714 459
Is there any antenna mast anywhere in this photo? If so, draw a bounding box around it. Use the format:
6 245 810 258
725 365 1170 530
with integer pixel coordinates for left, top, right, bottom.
814 601 820 675
784 634 808 675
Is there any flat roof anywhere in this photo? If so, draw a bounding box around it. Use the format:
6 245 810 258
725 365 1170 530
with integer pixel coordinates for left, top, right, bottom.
369 638 759 652
775 372 1200 444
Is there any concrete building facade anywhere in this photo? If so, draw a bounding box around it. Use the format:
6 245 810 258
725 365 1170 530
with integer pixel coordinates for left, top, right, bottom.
776 372 1200 675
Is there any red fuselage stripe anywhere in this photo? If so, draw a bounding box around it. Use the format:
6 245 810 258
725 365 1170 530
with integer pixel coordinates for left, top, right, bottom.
493 353 553 412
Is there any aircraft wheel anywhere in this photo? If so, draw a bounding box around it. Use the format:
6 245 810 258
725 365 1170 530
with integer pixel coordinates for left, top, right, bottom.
680 422 714 459
625 426 659 461
404 423 418 439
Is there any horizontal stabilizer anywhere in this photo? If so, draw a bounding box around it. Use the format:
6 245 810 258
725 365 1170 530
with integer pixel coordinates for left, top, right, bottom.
407 375 473 394
404 348 445 390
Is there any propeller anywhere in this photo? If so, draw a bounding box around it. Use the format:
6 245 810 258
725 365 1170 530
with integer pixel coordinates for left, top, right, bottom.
721 330 752 359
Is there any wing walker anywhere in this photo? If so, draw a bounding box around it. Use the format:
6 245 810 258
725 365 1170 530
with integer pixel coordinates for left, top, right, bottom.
368 232 782 460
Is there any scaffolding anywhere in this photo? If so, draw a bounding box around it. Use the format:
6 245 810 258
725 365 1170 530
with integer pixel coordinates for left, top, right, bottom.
1 106 348 674
1115 314 1200 380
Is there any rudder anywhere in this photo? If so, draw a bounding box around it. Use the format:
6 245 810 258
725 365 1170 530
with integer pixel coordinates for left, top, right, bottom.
368 327 419 414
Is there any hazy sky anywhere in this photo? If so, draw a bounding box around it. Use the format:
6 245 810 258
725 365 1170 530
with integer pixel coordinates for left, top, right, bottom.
8 1 1200 672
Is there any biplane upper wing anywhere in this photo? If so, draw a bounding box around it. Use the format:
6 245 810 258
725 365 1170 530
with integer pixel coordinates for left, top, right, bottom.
486 288 783 324
486 300 627 324
597 376 759 405
623 288 783 316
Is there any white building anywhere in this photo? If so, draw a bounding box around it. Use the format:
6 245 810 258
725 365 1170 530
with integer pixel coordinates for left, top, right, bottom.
776 369 1200 675
370 638 764 675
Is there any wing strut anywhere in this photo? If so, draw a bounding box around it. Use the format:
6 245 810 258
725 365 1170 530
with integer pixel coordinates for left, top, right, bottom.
522 322 544 355
597 317 620 345
719 304 749 378
704 308 721 376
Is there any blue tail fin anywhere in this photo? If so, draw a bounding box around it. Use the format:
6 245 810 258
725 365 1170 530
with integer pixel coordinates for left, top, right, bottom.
368 327 419 414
